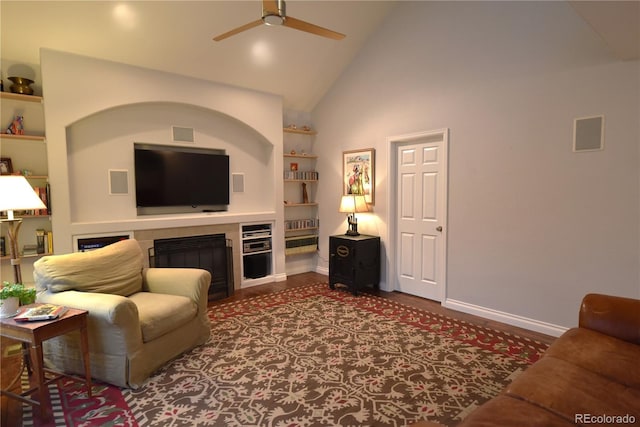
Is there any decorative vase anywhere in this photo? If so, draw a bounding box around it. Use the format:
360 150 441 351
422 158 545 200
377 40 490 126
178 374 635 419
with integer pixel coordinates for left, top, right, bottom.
0 297 19 318
8 76 34 95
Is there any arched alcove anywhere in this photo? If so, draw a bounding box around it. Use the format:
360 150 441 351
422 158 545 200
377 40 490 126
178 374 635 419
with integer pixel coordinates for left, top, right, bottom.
66 102 274 222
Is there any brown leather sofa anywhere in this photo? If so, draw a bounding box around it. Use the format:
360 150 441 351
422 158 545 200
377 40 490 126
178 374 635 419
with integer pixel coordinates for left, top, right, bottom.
412 293 640 426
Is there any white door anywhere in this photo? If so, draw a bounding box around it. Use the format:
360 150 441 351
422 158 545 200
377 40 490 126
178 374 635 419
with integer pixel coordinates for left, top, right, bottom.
394 131 448 301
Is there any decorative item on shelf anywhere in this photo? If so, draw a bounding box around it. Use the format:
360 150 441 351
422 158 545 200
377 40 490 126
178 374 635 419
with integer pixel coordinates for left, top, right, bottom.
290 149 296 155
0 176 47 284
339 194 369 236
21 169 32 176
302 182 309 204
8 76 34 95
0 282 36 318
0 158 13 175
301 125 311 132
36 229 46 254
286 124 297 130
290 162 298 171
5 116 24 135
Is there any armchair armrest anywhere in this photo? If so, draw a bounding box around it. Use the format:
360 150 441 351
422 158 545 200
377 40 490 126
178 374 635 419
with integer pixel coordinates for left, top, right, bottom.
142 268 211 311
579 293 640 345
36 290 143 354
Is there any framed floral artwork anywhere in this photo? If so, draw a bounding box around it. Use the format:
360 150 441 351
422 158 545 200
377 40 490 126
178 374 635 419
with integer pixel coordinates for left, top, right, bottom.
343 148 375 205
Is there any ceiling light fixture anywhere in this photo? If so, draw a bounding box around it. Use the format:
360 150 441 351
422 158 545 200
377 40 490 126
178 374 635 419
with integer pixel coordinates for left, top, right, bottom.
263 0 285 26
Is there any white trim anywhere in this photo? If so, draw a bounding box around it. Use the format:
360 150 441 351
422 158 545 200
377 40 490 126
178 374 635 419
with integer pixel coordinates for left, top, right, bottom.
241 274 279 288
273 272 288 282
444 298 568 338
315 265 329 275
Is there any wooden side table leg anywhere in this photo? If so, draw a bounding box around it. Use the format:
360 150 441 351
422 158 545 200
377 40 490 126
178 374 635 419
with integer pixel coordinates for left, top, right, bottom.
29 342 50 420
79 321 92 397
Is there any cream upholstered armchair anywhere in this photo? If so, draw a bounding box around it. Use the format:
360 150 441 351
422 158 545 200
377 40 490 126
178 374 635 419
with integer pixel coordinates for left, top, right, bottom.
33 239 211 388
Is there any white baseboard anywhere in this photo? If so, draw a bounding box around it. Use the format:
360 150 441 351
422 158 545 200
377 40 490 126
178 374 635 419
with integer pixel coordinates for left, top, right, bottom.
240 273 285 288
273 272 288 282
315 266 329 275
443 298 568 338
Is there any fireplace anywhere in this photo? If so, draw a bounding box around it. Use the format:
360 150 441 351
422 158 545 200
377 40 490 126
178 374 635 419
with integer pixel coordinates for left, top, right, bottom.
150 234 233 301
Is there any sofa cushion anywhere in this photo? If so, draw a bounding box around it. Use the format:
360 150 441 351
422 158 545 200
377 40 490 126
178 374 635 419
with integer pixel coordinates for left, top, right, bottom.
505 356 640 423
129 292 198 342
544 327 640 389
33 239 143 297
457 395 575 427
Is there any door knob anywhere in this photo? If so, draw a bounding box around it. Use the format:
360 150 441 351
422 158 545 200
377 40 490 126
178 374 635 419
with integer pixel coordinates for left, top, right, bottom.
436 226 443 232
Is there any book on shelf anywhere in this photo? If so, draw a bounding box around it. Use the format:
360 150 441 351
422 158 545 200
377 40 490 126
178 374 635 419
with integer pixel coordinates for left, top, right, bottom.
36 229 45 254
47 230 53 254
23 244 38 256
14 304 68 322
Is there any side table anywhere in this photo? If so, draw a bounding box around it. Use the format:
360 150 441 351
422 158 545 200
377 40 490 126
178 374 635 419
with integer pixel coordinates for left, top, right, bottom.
0 304 92 420
329 234 381 295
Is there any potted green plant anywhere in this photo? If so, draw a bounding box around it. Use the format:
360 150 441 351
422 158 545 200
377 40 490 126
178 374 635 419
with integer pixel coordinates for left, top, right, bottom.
0 282 36 318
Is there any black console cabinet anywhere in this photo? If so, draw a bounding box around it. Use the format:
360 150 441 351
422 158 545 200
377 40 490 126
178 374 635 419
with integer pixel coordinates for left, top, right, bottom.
329 234 380 295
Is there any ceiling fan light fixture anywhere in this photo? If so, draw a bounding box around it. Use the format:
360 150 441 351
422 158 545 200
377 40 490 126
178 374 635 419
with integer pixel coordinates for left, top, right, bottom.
263 14 284 26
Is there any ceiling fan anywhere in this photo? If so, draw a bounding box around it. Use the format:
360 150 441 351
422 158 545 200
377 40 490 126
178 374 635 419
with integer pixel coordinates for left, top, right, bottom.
213 0 345 42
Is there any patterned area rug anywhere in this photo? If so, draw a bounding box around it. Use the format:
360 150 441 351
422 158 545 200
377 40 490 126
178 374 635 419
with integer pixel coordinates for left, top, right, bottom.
23 283 549 426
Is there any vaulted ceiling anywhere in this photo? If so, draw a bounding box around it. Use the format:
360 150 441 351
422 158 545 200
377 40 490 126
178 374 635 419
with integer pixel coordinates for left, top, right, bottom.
1 1 637 112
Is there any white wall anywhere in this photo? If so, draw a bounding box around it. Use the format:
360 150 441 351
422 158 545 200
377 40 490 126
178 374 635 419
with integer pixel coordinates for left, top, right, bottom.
40 49 287 277
312 1 640 332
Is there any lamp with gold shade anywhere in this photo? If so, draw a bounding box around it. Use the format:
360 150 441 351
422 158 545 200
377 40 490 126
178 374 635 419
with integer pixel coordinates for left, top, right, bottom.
339 194 368 236
0 176 47 284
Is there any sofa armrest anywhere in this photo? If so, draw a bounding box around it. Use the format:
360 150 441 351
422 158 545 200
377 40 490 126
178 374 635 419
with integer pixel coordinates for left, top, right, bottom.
579 293 640 345
36 290 143 354
142 268 211 310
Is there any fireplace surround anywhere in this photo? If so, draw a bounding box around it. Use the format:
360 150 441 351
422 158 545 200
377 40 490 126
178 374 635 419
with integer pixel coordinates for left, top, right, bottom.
150 234 233 300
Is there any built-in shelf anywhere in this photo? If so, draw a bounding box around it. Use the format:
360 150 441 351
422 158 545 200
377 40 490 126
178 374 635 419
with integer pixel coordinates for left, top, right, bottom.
284 202 318 207
284 153 318 159
0 92 43 103
1 252 52 262
0 133 46 142
283 127 317 135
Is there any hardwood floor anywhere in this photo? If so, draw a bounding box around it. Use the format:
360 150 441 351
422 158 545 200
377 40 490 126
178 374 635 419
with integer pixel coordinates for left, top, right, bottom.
211 272 557 346
3 272 556 426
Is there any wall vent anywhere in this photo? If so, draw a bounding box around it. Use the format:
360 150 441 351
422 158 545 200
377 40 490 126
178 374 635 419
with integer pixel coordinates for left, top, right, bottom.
573 115 604 152
108 169 128 195
232 173 245 193
172 126 195 143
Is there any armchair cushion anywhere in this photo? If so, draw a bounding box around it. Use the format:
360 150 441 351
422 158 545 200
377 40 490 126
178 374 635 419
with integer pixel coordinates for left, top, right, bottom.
129 292 197 342
33 239 143 296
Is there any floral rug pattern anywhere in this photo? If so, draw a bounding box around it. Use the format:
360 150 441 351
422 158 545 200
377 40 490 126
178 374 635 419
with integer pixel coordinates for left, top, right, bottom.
24 283 548 426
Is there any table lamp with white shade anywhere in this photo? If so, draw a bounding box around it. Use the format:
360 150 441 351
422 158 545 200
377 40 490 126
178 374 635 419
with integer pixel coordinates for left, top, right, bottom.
0 176 47 284
339 194 369 236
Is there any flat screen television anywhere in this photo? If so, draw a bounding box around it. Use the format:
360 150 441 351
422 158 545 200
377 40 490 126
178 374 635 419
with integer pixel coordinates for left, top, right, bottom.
134 143 229 214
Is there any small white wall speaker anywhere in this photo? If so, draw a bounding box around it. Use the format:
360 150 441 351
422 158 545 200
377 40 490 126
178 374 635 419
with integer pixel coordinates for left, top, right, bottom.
172 126 195 143
573 115 604 152
109 169 129 195
232 173 245 193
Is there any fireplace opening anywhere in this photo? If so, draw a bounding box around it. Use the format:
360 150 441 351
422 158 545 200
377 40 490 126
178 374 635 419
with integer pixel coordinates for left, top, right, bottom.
149 234 233 301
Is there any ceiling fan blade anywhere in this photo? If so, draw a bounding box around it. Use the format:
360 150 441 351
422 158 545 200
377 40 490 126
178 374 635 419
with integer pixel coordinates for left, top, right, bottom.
213 19 262 41
283 16 345 40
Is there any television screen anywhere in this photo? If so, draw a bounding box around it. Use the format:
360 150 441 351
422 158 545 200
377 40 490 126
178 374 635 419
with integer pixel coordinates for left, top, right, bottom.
134 143 229 211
